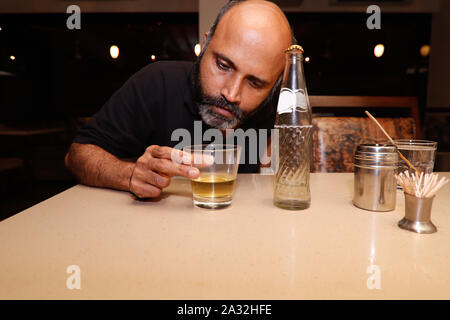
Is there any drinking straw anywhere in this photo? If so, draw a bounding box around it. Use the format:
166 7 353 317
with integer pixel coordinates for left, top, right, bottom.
365 110 420 176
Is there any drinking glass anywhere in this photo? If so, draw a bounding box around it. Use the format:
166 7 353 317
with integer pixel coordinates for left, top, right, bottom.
395 139 437 176
183 144 242 209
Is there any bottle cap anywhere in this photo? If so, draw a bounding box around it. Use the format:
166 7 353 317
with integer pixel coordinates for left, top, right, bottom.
285 44 304 54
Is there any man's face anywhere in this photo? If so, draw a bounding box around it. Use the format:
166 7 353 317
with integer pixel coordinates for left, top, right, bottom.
195 16 286 130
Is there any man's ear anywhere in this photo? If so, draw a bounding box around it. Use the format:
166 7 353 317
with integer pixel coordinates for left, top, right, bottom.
203 32 209 44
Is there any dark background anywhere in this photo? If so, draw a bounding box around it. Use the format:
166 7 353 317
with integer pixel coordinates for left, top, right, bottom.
0 11 447 221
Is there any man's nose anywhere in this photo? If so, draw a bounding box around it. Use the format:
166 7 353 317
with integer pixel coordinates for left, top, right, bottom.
220 76 242 105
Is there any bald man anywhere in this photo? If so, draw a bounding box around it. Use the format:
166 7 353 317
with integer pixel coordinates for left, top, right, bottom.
65 0 293 198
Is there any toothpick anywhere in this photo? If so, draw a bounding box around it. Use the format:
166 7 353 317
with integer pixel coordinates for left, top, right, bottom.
420 173 434 197
399 170 448 198
425 177 448 198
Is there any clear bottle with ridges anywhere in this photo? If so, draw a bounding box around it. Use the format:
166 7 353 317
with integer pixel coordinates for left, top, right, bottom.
273 45 313 210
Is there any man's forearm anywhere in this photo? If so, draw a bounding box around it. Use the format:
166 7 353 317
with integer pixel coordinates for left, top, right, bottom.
65 143 135 191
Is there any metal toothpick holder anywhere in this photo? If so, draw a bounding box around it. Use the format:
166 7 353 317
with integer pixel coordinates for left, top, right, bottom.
398 193 437 234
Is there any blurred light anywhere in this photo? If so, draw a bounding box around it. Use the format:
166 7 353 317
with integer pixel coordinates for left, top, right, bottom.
194 43 201 57
304 57 310 63
10 55 16 61
374 44 384 58
418 67 428 74
151 55 156 61
406 67 416 75
110 45 119 59
420 44 430 57
0 26 2 31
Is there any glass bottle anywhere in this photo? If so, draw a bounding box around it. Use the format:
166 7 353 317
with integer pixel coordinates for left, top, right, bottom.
273 45 313 210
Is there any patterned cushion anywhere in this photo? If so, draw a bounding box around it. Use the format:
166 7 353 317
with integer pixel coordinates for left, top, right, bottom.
312 117 416 172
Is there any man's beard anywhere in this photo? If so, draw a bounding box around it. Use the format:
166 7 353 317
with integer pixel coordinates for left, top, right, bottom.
197 92 248 130
194 71 248 130
193 58 279 130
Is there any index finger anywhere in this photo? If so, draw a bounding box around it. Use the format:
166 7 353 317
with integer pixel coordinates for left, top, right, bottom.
148 145 182 160
149 145 214 168
168 148 214 168
149 146 193 166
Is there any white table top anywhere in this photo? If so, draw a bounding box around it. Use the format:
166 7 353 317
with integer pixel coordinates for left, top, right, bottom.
1 172 449 299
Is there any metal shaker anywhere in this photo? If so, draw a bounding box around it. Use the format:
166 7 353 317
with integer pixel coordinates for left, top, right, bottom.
353 144 398 211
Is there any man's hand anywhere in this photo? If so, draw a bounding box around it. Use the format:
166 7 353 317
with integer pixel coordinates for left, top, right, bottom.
129 145 200 198
65 143 214 199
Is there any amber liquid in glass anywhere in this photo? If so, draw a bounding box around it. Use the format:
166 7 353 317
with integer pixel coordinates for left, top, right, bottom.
191 173 236 199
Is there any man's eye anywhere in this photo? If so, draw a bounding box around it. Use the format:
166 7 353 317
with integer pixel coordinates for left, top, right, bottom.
248 80 262 89
217 60 230 71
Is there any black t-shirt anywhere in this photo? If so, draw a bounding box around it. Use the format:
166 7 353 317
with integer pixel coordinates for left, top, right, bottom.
74 61 277 173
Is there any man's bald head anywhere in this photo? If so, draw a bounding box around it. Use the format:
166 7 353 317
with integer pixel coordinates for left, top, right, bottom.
194 0 295 130
201 0 295 56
